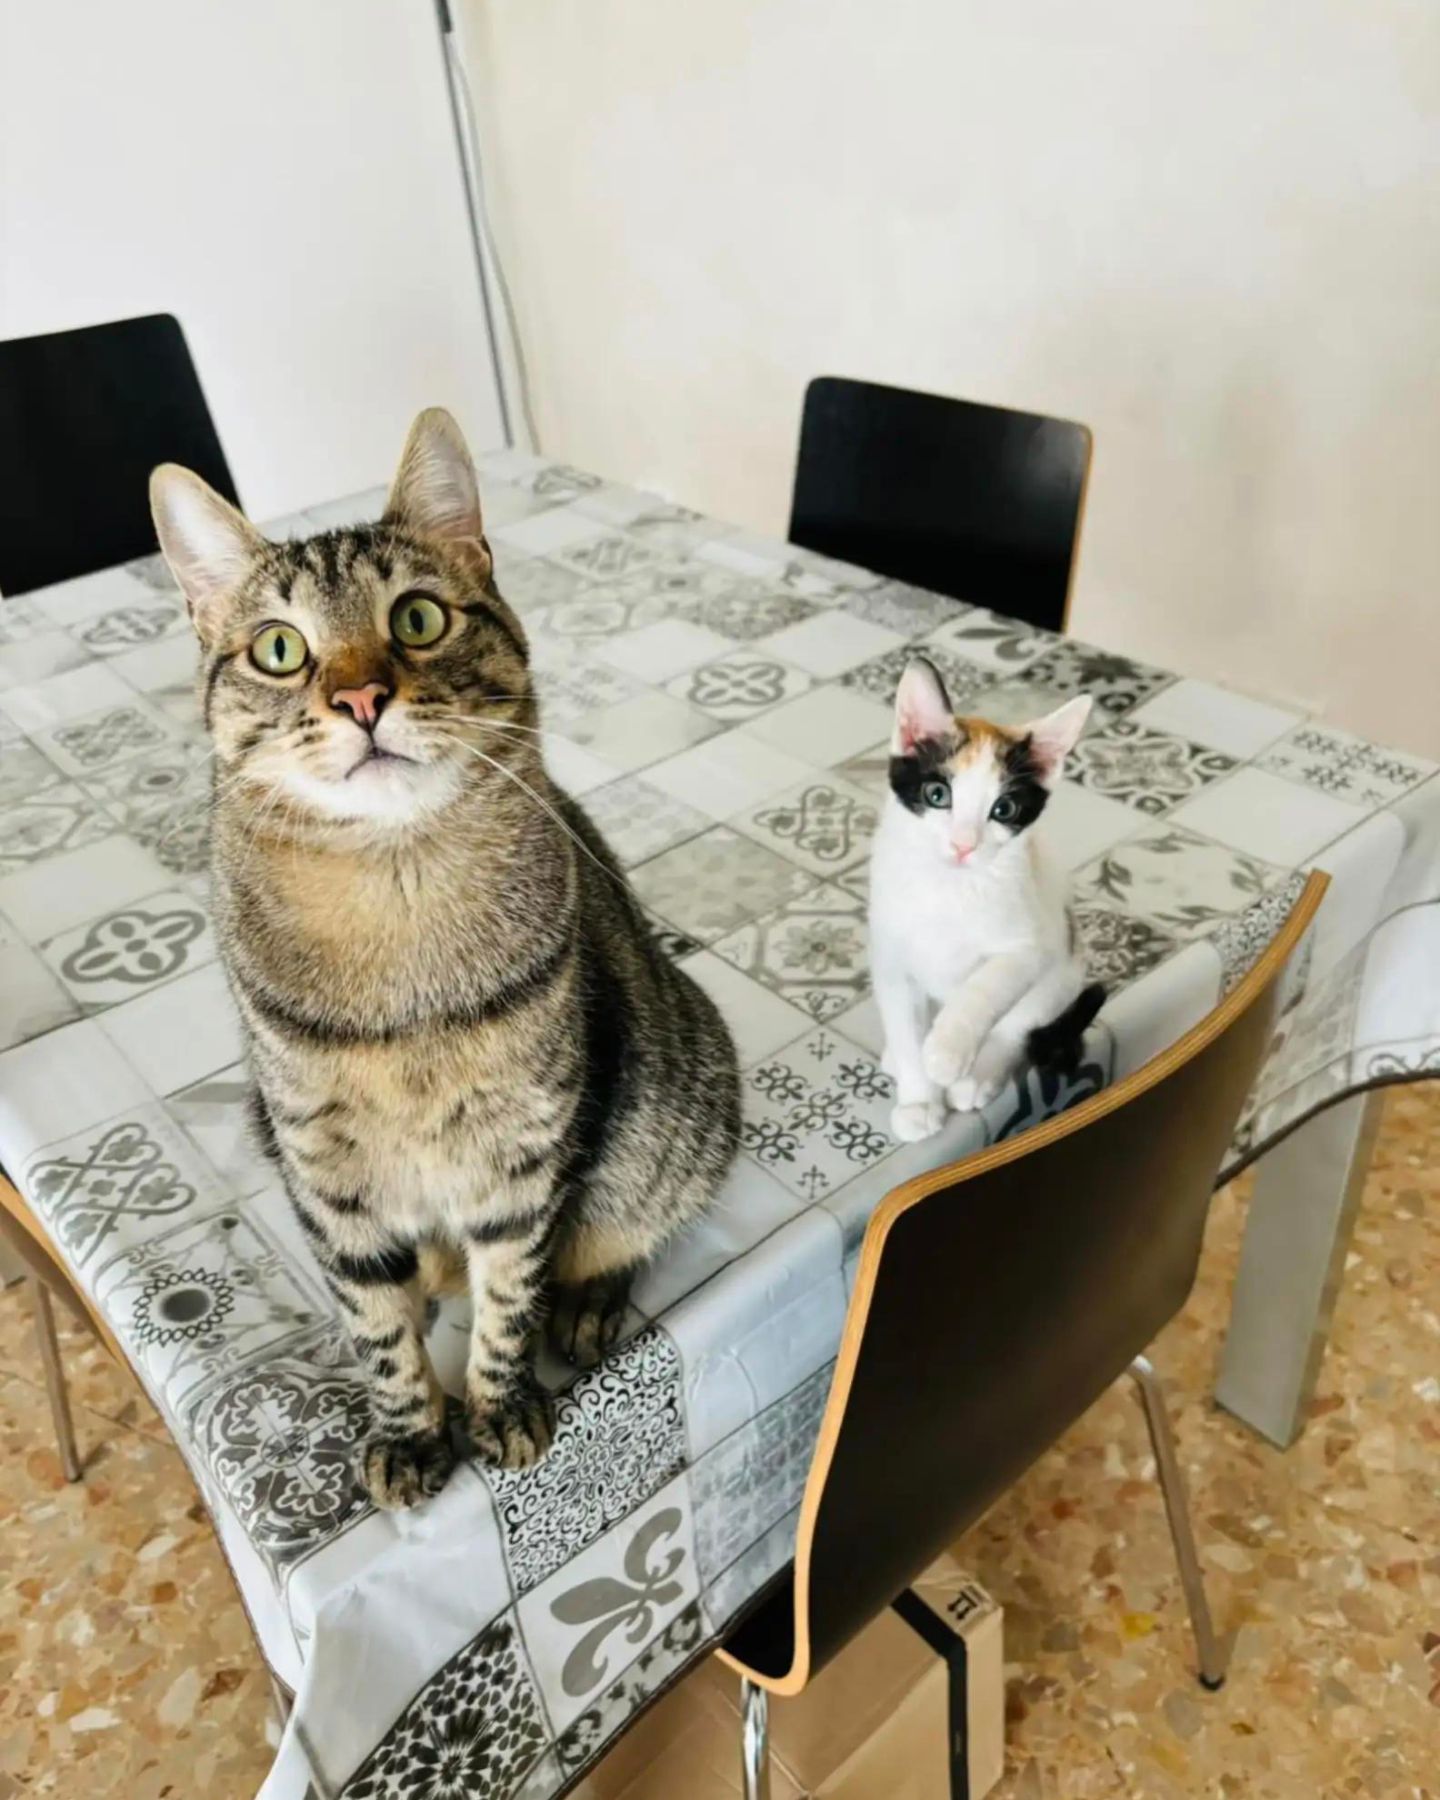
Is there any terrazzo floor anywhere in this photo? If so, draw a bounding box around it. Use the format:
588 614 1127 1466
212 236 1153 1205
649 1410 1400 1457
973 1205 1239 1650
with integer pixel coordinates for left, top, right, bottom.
2 1084 1436 1799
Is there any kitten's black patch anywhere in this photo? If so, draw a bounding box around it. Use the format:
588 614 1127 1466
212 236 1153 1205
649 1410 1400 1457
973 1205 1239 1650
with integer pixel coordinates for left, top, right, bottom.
999 734 1050 833
1027 982 1106 1078
889 734 959 816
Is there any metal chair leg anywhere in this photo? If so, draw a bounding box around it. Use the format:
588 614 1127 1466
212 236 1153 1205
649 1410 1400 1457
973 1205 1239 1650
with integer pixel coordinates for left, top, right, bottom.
30 1278 82 1482
740 1675 771 1800
1129 1354 1228 1689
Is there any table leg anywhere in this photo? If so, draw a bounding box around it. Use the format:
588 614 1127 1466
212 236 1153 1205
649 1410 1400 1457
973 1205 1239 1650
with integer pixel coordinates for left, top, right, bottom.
1215 1091 1383 1447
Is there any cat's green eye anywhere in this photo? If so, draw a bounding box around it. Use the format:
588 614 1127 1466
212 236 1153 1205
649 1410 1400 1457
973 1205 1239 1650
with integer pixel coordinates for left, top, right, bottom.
249 624 309 677
990 794 1019 825
390 593 449 648
922 778 950 809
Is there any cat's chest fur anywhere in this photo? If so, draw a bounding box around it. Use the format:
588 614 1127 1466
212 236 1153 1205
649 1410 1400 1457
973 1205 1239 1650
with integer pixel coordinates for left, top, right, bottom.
219 817 575 1227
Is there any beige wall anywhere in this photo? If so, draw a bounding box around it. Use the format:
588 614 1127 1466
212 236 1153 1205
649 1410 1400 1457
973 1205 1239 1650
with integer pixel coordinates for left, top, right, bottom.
462 0 1440 755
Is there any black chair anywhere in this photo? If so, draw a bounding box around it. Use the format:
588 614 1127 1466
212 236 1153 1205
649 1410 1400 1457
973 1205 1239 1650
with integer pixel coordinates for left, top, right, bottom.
0 313 238 596
788 375 1092 633
720 874 1328 1798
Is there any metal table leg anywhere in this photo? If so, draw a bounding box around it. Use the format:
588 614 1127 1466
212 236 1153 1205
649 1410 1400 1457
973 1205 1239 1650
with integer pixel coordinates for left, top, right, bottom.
1216 1091 1383 1447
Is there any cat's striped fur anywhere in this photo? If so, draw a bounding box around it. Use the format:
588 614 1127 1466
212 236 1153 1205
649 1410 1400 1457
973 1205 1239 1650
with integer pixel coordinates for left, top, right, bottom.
150 410 739 1508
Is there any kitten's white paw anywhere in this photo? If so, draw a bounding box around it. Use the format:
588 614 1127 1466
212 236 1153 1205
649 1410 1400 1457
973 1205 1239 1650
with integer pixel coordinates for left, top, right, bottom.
890 1098 947 1143
948 1074 1002 1113
922 1028 977 1089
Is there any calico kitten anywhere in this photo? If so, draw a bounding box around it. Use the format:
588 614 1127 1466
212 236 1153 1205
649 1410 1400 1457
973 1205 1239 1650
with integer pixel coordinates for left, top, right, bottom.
150 409 740 1509
869 657 1104 1142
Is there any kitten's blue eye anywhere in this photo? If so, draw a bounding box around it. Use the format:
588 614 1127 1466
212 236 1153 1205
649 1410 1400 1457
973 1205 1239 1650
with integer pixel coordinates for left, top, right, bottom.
990 794 1019 825
922 779 950 809
249 623 309 676
390 593 449 647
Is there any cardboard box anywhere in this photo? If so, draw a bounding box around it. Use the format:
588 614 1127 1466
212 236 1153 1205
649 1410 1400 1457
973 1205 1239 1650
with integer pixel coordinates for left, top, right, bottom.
577 1555 1003 1800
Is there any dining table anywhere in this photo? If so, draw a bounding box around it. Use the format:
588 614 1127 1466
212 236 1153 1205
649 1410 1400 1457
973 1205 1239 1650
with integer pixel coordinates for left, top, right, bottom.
1 448 1436 1799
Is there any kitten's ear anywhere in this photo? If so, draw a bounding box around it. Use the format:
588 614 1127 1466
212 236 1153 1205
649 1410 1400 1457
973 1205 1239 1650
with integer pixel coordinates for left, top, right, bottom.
149 465 266 641
386 407 484 545
1023 694 1093 783
893 658 954 753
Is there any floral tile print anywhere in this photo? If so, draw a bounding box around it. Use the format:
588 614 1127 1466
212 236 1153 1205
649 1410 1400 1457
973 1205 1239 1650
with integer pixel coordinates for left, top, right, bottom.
37 700 171 776
1075 824 1280 937
517 1476 700 1734
39 890 215 1009
188 1326 372 1578
1066 718 1238 816
838 642 997 712
93 1201 327 1414
518 461 604 503
483 1328 686 1595
0 738 63 810
630 826 817 944
924 606 1058 671
83 744 212 876
72 599 188 656
494 556 593 615
1071 905 1179 986
1207 870 1311 994
531 658 645 729
339 1612 550 1800
0 781 114 871
1013 640 1174 721
547 530 658 583
690 1362 832 1588
532 588 669 644
165 1062 277 1194
663 650 812 722
1257 722 1436 808
711 881 870 1022
581 775 709 867
24 1105 229 1270
734 774 880 879
554 1602 707 1784
740 1025 897 1201
840 579 964 638
599 559 820 642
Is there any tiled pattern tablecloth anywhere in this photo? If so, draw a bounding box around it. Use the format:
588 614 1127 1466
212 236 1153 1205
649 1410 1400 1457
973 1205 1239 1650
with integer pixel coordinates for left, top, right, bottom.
2 453 1438 1798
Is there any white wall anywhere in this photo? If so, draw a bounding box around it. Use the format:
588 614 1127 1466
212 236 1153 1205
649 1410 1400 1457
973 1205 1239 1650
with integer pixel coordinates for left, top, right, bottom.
0 0 502 522
461 0 1440 755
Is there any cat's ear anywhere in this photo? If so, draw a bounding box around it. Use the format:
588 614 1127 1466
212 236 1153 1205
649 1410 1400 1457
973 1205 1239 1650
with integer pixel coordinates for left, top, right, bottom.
893 658 954 753
149 465 267 642
386 407 484 545
1023 694 1093 783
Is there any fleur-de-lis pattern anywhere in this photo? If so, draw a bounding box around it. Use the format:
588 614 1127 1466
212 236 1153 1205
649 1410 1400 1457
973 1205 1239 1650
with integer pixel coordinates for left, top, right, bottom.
2 459 1436 1800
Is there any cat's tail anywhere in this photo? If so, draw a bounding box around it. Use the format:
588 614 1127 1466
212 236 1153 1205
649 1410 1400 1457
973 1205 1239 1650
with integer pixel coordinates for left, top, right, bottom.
1027 982 1106 1079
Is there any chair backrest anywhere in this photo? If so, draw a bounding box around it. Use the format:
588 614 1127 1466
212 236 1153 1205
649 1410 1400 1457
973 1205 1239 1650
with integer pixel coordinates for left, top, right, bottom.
722 872 1327 1693
0 313 239 596
788 375 1092 634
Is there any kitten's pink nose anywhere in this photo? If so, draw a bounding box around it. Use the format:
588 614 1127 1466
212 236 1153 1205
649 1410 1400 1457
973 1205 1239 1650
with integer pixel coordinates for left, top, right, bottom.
330 682 389 730
948 836 976 864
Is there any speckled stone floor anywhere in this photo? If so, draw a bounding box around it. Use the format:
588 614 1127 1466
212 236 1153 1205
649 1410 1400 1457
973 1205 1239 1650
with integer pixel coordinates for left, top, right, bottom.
2 1084 1436 1799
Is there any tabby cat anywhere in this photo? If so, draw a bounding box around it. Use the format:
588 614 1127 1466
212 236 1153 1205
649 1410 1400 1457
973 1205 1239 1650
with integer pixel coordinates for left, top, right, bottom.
150 409 740 1509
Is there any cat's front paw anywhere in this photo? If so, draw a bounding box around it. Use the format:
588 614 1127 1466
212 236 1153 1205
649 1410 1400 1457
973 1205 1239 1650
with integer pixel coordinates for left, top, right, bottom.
947 1073 1002 1113
466 1377 556 1471
890 1098 947 1143
922 1025 979 1089
360 1426 456 1510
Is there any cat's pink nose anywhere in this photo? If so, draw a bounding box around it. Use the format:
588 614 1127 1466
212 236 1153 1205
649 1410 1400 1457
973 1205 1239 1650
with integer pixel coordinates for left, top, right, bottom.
948 836 976 863
330 682 389 730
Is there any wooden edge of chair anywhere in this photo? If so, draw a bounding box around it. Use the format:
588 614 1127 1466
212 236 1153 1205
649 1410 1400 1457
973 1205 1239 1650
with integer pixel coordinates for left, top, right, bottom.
1060 422 1094 636
0 1172 128 1365
719 868 1329 1695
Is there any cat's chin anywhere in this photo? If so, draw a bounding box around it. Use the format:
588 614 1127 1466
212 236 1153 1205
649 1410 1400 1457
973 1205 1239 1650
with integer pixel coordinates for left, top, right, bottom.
283 757 463 827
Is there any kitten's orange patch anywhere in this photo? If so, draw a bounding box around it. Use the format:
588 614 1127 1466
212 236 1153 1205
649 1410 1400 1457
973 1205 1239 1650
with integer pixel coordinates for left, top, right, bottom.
944 714 1024 771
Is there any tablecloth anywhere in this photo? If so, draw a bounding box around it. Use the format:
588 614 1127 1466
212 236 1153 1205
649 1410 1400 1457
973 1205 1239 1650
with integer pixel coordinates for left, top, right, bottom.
1 450 1437 1798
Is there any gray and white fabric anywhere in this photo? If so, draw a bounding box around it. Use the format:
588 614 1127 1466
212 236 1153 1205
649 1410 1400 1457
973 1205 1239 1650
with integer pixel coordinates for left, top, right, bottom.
1 455 1437 1798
